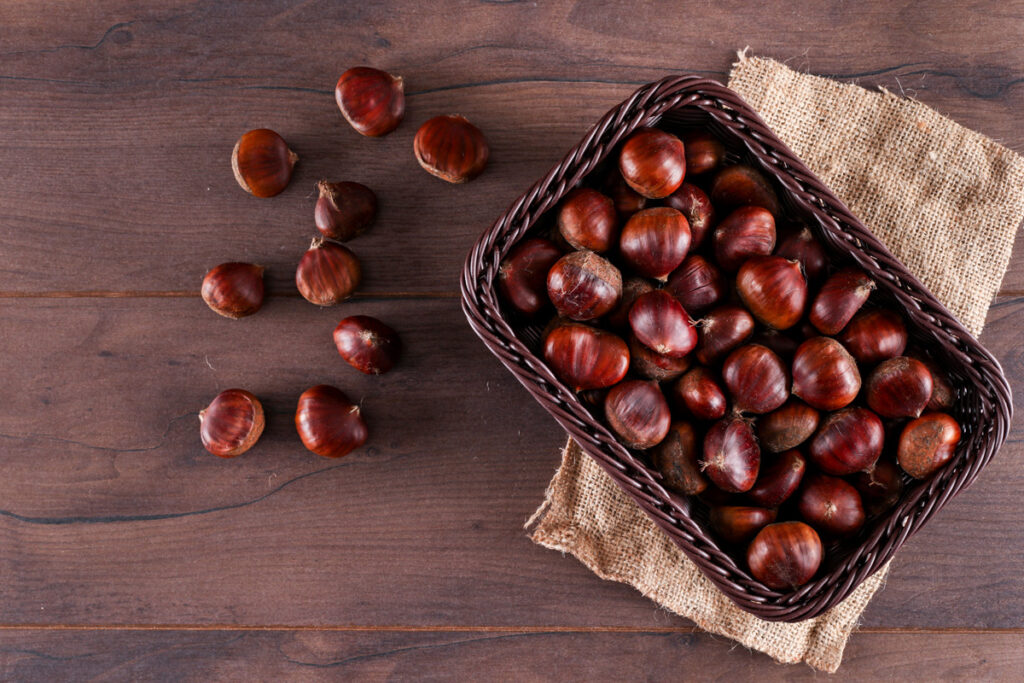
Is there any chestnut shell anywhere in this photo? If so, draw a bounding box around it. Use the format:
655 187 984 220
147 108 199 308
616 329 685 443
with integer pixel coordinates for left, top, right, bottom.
231 128 298 198
808 407 884 475
701 416 760 493
201 262 265 319
746 521 822 590
333 315 402 375
651 422 707 495
314 180 378 241
414 115 489 183
721 344 789 415
199 388 265 458
295 385 369 458
295 238 362 306
604 380 671 449
497 238 563 316
335 66 405 137
618 127 686 199
791 337 861 411
542 323 630 391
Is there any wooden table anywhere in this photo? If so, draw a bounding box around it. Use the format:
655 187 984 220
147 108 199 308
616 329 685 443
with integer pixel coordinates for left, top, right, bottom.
1 2 1021 679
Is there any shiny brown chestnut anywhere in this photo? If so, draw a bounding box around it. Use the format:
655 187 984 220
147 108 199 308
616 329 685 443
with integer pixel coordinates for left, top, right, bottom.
628 289 697 358
810 267 876 335
413 115 489 183
736 256 807 330
543 323 630 391
897 412 961 479
557 187 618 252
201 262 265 319
546 250 622 321
606 277 654 330
774 225 827 282
791 337 861 411
628 334 691 382
314 180 378 241
295 385 368 458
618 127 686 199
838 309 908 364
619 207 691 281
651 422 707 495
681 130 725 176
920 358 955 411
664 183 716 248
604 169 647 218
797 473 865 537
604 380 671 449
866 356 933 419
709 164 781 217
713 206 776 272
335 66 405 137
710 506 778 545
231 129 298 198
497 238 563 316
808 407 884 475
695 304 755 365
757 399 819 453
745 449 806 508
701 416 760 493
200 388 265 457
746 522 822 590
673 367 727 421
295 238 362 305
665 255 726 314
333 315 402 375
722 344 789 415
852 459 904 516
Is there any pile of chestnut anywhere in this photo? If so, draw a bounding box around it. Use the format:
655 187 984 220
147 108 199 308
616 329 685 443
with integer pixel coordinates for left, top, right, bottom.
497 125 961 590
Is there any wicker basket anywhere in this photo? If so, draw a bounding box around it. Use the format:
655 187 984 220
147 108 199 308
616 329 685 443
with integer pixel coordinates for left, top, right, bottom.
460 75 1012 622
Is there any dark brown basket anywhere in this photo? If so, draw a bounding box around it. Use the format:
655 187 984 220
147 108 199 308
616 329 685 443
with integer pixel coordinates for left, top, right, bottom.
460 75 1012 621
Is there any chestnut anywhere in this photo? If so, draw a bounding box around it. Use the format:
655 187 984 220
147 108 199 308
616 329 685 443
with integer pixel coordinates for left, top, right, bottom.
295 384 368 458
604 380 671 450
710 164 781 217
665 254 726 314
663 183 716 248
757 399 819 453
672 367 727 421
557 187 618 252
866 356 933 418
497 238 563 316
752 328 801 360
681 130 725 176
413 115 489 183
231 129 297 198
746 522 822 590
695 304 755 365
628 289 697 358
791 337 861 411
604 169 647 218
629 334 691 382
710 506 778 545
745 449 806 508
897 412 961 479
797 473 865 537
808 407 884 475
701 416 760 493
546 250 622 321
606 277 654 330
852 459 904 516
722 344 789 415
619 207 691 281
810 267 876 335
333 315 402 375
774 225 827 282
314 180 378 241
713 206 776 272
735 256 807 330
651 422 707 495
618 127 686 199
335 66 405 137
199 388 265 457
920 358 956 411
201 262 265 319
543 323 630 391
295 238 362 306
838 309 908 364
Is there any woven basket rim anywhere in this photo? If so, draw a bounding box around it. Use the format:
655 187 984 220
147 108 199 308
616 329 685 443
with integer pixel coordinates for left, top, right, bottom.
460 74 1012 622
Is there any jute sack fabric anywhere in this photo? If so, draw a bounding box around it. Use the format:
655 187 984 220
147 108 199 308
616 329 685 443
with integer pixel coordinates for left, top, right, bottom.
527 52 1024 672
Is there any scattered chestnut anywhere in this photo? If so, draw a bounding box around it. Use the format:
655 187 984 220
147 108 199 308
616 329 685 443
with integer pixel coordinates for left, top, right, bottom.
333 315 402 375
606 277 654 330
797 473 865 537
314 180 378 241
628 289 697 358
295 384 368 458
710 164 781 217
604 380 671 449
757 399 819 453
295 238 362 305
791 337 861 411
231 129 297 198
546 250 622 320
413 114 489 183
710 506 778 545
673 367 727 421
619 207 691 281
746 522 822 590
838 309 908 364
681 130 725 176
199 388 265 457
897 412 961 479
201 262 265 319
604 168 647 218
920 358 956 411
808 407 884 475
543 323 630 391
866 356 933 419
701 416 760 493
618 127 686 199
722 344 789 415
334 66 405 137
665 254 726 314
695 304 755 365
713 206 776 272
736 256 807 330
775 225 827 282
557 187 619 252
745 449 806 508
810 267 876 335
663 183 716 248
629 334 691 381
852 459 904 516
651 422 707 495
497 237 563 316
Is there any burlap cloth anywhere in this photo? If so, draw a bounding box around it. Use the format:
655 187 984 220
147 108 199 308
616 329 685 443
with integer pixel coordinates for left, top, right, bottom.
527 52 1024 672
